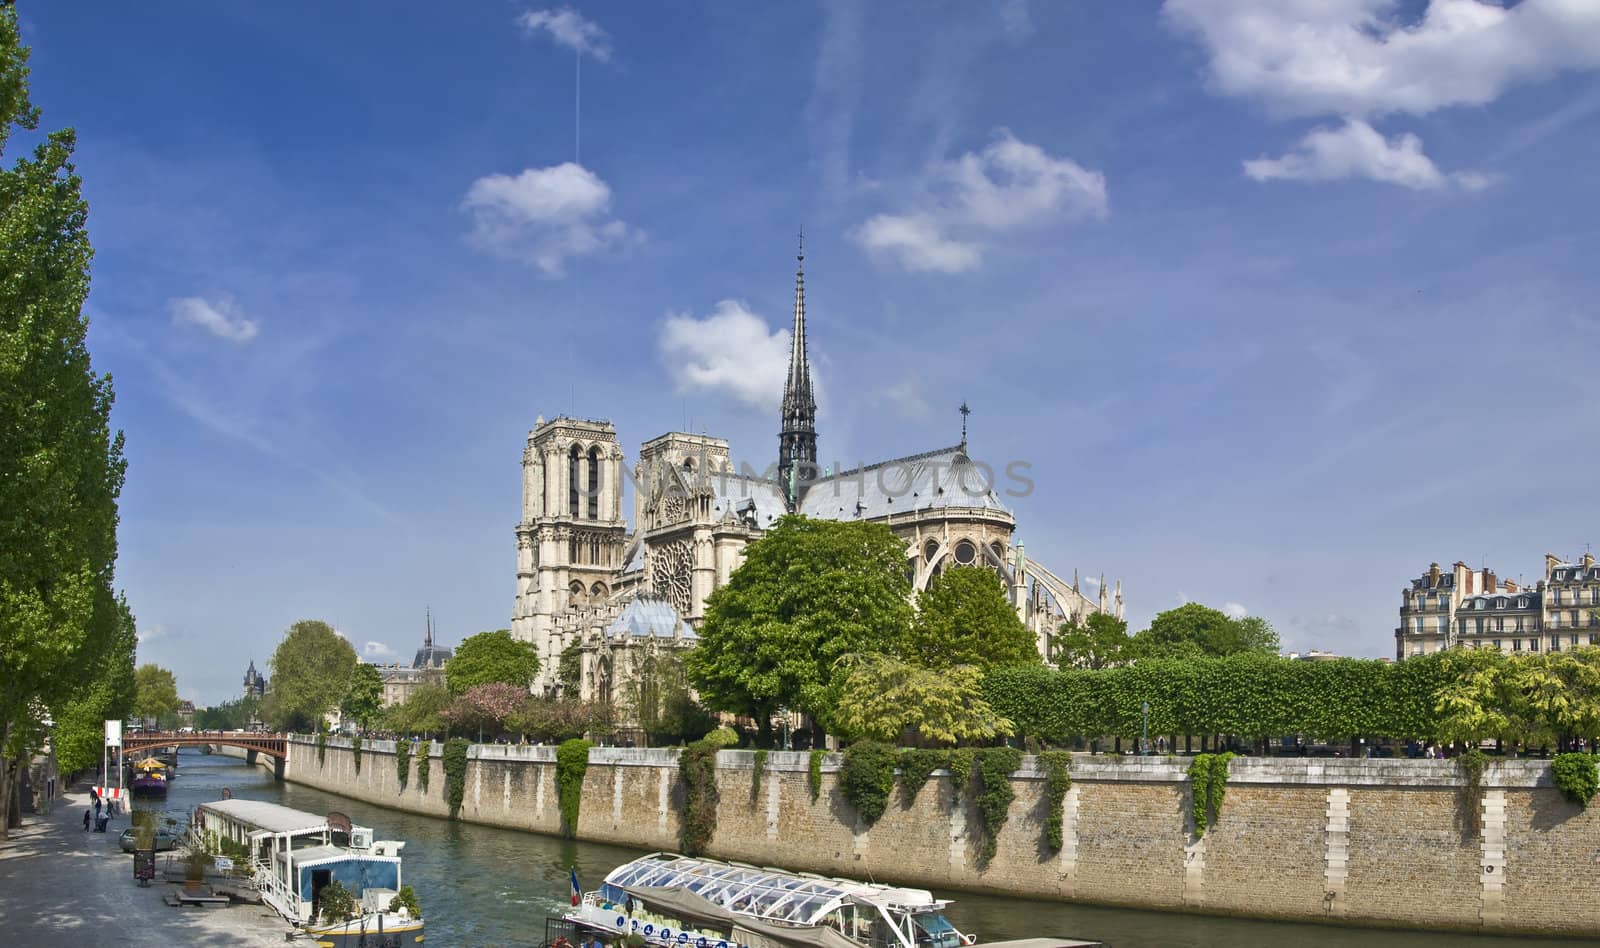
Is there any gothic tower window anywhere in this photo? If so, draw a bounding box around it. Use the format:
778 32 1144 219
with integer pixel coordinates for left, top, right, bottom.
587 445 600 520
589 534 600 564
568 444 581 516
569 534 579 564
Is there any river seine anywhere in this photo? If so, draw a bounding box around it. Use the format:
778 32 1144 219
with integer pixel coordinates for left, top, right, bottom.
140 751 1598 947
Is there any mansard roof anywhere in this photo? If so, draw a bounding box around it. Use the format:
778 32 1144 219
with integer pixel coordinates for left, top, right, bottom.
798 445 1011 521
606 597 698 640
710 474 789 527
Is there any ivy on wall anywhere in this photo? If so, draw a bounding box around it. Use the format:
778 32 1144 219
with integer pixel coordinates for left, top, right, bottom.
751 749 768 801
948 748 976 790
840 741 896 827
556 739 592 837
808 749 824 803
417 745 431 794
1551 753 1598 808
898 749 948 807
1188 752 1235 835
395 739 411 792
443 738 470 819
1038 751 1073 854
973 747 1023 866
352 733 363 775
681 739 720 855
316 731 327 768
1457 747 1487 835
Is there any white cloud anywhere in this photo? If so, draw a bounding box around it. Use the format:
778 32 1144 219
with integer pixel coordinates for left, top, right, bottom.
1243 119 1490 190
517 7 612 62
363 640 398 661
854 214 981 274
1163 0 1600 119
658 300 793 411
1223 601 1249 619
169 296 259 344
875 378 932 420
852 129 1107 274
462 162 636 275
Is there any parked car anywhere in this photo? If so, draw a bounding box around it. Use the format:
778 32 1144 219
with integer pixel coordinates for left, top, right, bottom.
118 827 178 852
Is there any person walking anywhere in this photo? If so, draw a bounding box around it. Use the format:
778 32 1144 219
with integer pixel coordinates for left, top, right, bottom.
83 809 91 831
94 797 102 820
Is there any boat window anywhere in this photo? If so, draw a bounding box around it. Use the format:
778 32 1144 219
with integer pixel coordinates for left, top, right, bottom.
912 913 960 948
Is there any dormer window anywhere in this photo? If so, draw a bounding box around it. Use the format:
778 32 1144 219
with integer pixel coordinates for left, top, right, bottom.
1519 598 1528 608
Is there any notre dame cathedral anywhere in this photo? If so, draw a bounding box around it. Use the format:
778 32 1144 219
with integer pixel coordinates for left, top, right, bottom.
510 246 1123 706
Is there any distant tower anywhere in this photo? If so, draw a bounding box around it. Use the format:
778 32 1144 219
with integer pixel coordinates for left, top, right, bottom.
778 234 818 508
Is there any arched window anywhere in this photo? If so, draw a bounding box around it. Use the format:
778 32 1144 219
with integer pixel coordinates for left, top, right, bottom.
923 539 939 563
589 535 600 564
587 445 601 519
590 582 608 601
569 581 586 606
569 534 579 564
568 444 581 516
954 540 976 565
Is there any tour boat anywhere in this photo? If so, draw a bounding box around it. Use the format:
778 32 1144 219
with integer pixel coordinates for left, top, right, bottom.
130 758 169 798
191 799 423 947
562 853 1100 948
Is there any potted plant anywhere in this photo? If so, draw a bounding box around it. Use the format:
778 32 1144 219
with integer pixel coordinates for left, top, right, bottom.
183 847 213 893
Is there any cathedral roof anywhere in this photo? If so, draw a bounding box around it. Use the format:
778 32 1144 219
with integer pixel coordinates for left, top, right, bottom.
711 474 789 527
606 598 698 640
798 445 1012 520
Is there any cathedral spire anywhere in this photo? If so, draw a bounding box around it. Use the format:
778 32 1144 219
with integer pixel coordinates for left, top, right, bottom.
425 606 433 648
778 232 818 509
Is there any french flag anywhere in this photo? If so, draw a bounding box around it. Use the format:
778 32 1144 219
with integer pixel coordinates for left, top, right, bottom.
570 867 582 906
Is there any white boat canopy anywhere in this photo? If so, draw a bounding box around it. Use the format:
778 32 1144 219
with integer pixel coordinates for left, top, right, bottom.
603 853 949 928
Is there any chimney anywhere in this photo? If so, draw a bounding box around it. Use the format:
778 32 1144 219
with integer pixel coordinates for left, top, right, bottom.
1585 552 1596 569
1504 579 1519 593
1547 553 1561 579
1485 570 1497 594
1429 562 1441 587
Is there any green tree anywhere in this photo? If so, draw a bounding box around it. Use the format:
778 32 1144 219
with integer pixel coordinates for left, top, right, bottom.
52 594 137 773
627 651 714 746
908 566 1038 670
1434 647 1526 745
341 662 384 732
1053 613 1131 669
263 620 357 732
445 629 538 695
132 664 179 724
687 516 914 744
1131 603 1279 659
194 695 257 732
381 683 450 737
0 7 128 834
828 654 1012 746
557 640 582 696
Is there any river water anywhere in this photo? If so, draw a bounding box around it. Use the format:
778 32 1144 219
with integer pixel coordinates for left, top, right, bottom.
137 750 1598 948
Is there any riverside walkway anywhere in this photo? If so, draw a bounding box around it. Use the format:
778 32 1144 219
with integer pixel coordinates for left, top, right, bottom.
0 784 285 947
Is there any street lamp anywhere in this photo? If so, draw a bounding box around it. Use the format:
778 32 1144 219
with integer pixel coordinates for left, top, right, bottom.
1141 701 1150 755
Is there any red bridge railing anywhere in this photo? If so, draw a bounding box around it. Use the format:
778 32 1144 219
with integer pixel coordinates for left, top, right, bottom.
123 731 288 759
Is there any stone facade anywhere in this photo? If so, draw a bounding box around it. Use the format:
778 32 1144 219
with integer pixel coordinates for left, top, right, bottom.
1397 553 1600 659
284 738 1600 937
511 250 1125 704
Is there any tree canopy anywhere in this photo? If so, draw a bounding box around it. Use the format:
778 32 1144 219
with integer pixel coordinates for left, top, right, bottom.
132 664 180 722
687 516 913 740
828 654 1012 746
1053 613 1131 669
263 620 357 732
907 566 1038 670
0 6 129 833
445 630 539 695
1131 603 1280 659
341 662 385 732
627 650 714 746
381 683 450 737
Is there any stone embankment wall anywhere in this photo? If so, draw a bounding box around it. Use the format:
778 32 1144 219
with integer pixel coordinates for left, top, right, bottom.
282 737 1600 937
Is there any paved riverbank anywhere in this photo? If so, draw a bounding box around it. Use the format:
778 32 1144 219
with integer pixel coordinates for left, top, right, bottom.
0 782 286 947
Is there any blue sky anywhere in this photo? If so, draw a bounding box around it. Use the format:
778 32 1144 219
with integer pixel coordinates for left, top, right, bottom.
18 1 1600 703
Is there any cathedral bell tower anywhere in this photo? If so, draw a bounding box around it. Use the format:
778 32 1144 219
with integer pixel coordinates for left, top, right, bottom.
778 235 818 510
511 416 628 694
